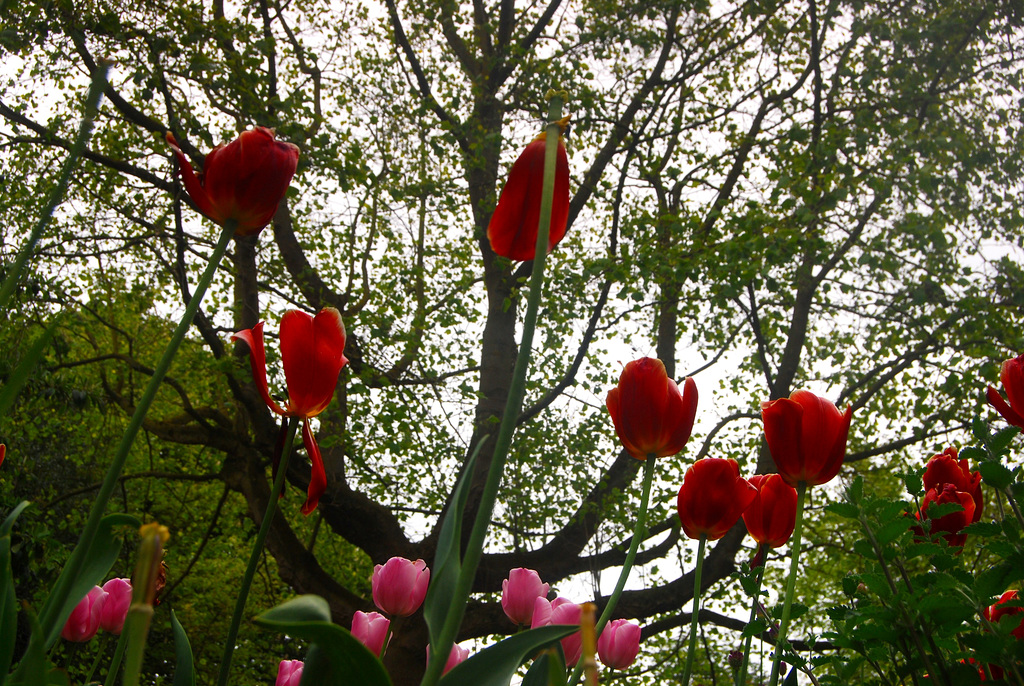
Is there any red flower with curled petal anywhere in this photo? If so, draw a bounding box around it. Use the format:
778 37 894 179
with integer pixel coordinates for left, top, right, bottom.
922 447 983 523
487 116 570 261
606 358 698 461
676 458 757 541
167 127 299 236
761 390 852 487
232 308 348 514
988 354 1024 430
914 483 976 548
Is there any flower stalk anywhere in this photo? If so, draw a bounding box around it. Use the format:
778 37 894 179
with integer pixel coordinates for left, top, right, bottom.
681 534 708 686
419 92 566 686
735 546 766 686
768 480 807 686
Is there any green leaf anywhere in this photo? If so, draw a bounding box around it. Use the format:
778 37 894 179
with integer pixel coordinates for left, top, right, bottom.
962 521 1002 537
423 439 482 645
741 618 768 638
875 518 912 546
38 512 139 650
958 446 987 463
437 625 578 686
521 649 567 686
848 475 864 504
171 610 196 686
990 426 1020 454
1 502 30 537
0 317 62 415
254 596 392 686
825 502 860 519
978 461 1016 489
0 501 29 684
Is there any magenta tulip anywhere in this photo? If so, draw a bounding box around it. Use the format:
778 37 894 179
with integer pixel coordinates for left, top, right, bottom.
501 568 549 625
427 643 470 675
275 659 303 686
598 619 641 670
351 610 390 656
532 597 582 666
98 578 132 634
372 557 430 617
61 585 105 642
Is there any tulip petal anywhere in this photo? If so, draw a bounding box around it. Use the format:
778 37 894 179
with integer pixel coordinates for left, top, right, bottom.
166 133 219 222
300 419 326 515
280 308 348 417
988 385 1024 429
761 397 804 485
231 322 287 416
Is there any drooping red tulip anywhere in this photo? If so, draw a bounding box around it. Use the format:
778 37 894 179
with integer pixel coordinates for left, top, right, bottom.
676 458 757 541
987 354 1024 430
922 447 983 523
487 116 570 261
761 390 852 487
167 127 299 236
232 308 348 514
606 358 698 460
742 474 798 552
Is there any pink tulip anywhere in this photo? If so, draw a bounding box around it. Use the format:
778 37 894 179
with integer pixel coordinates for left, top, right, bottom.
598 619 641 670
275 659 303 686
372 557 430 617
351 610 390 657
98 578 132 634
532 597 582 666
61 586 105 642
427 643 470 675
501 568 549 625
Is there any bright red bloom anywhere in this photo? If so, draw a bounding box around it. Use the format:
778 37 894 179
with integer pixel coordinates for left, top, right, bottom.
761 390 852 487
922 447 983 523
915 483 976 547
167 127 299 236
742 474 798 551
606 358 698 460
988 354 1024 429
984 590 1024 640
232 308 348 514
676 458 757 541
487 116 570 261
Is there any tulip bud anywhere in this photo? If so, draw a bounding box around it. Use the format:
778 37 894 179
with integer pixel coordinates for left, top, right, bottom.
984 590 1024 639
743 474 798 550
372 557 430 617
531 597 583 666
501 568 549 626
597 619 641 670
60 585 105 642
351 610 390 657
761 390 852 487
275 659 304 686
426 643 470 675
677 458 757 541
98 578 133 634
606 358 698 460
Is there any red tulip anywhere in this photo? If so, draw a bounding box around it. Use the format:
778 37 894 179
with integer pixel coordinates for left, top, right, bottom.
486 116 570 261
984 590 1024 640
676 458 757 541
167 127 299 236
922 447 983 523
987 354 1024 429
915 483 976 547
761 390 852 487
232 308 348 514
743 474 798 553
606 358 698 460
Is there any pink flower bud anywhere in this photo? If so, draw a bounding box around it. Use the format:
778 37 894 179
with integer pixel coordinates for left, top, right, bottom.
98 578 132 634
61 586 105 642
372 557 430 616
351 610 390 657
427 643 470 675
531 597 582 666
275 659 303 686
597 619 641 670
501 568 549 625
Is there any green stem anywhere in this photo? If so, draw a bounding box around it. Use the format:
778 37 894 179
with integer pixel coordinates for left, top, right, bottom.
0 63 109 312
567 454 658 686
768 481 807 686
103 630 128 686
216 415 300 686
37 220 236 649
682 534 708 686
419 93 565 686
82 633 107 684
736 545 767 686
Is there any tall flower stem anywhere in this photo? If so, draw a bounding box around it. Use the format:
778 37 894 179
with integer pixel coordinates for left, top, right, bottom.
735 545 766 686
103 631 128 686
37 220 237 647
567 454 658 686
419 92 566 686
768 481 807 686
681 534 708 686
217 415 300 686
